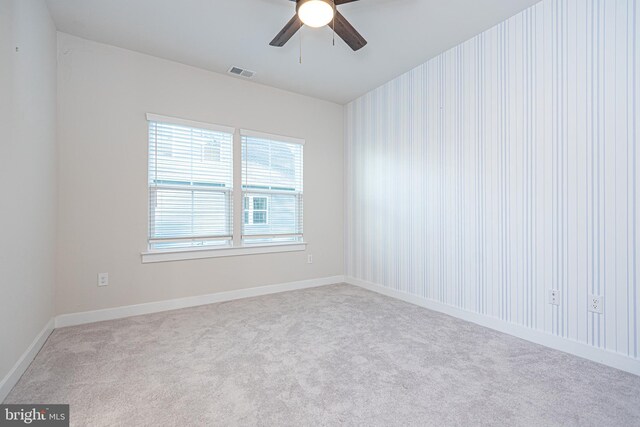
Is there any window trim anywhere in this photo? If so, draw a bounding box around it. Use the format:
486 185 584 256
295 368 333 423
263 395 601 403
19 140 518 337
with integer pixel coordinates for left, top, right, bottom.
143 114 305 262
146 113 235 134
141 242 307 263
240 128 305 146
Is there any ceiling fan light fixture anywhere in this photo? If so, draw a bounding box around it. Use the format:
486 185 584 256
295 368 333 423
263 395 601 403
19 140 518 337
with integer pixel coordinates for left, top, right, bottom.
297 0 334 28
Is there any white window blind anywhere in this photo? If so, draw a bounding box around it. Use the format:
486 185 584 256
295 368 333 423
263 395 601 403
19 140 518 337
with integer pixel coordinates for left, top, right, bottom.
148 115 234 249
241 131 303 244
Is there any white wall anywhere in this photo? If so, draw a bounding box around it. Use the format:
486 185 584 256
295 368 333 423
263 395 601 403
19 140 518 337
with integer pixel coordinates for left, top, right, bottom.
346 0 640 361
56 33 344 315
0 0 57 385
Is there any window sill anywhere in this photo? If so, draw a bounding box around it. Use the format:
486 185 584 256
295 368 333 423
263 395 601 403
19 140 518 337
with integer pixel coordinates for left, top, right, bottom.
141 242 307 263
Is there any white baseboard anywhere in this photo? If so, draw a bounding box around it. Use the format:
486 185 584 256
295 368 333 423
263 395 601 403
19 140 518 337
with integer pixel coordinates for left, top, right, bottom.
0 318 54 403
1 276 342 401
55 275 345 328
346 276 640 377
8 275 633 405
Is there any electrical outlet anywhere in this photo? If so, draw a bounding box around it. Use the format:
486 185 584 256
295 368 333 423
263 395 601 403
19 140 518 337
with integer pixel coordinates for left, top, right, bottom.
588 295 603 314
307 254 313 264
98 272 109 287
549 289 560 305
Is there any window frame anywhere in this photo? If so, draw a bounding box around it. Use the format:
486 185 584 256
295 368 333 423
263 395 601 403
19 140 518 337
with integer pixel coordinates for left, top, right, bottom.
240 129 304 245
142 114 306 263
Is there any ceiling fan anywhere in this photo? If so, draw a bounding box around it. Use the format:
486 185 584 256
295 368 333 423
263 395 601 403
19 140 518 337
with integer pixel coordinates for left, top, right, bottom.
270 0 367 51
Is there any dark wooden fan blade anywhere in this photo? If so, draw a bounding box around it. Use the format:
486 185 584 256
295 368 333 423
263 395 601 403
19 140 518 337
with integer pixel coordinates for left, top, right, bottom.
328 11 367 51
269 14 303 47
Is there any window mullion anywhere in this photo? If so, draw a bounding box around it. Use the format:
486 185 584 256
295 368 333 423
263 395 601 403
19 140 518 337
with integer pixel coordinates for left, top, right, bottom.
232 128 242 247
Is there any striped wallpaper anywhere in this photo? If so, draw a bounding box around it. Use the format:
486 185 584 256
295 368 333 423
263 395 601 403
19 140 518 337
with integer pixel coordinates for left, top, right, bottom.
345 0 639 360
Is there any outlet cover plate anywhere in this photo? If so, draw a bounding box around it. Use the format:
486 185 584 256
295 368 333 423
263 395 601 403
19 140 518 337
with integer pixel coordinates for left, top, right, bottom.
588 295 603 314
549 289 560 305
98 272 109 287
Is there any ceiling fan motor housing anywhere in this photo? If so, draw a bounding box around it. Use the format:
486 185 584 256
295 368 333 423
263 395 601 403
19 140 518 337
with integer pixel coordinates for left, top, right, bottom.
295 0 335 13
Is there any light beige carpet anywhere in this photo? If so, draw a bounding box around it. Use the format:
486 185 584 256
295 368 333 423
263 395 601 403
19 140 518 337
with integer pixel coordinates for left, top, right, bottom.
5 284 640 426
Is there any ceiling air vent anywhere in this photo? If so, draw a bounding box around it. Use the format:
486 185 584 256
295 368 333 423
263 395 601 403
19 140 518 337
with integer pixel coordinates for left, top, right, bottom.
228 66 255 79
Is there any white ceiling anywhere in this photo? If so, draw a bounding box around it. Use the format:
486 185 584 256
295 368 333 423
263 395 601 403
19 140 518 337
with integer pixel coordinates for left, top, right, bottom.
46 0 540 104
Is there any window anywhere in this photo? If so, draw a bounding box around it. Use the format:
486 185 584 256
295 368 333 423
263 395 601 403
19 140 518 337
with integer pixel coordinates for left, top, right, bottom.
241 130 304 244
244 196 268 225
147 114 234 250
145 114 305 261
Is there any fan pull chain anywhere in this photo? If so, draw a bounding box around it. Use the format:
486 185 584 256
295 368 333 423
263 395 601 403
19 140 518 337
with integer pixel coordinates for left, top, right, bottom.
299 29 302 64
332 4 336 46
332 21 335 46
